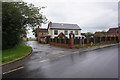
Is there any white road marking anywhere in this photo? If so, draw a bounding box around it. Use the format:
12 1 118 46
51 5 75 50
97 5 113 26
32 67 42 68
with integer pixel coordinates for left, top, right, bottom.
39 59 49 63
3 66 24 75
3 54 66 75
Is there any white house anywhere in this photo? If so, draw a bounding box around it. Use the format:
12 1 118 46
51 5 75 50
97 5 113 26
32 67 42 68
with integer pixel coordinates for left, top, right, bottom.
47 22 82 38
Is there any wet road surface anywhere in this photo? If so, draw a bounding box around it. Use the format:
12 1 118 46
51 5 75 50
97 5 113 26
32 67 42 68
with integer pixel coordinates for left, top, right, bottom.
3 41 118 78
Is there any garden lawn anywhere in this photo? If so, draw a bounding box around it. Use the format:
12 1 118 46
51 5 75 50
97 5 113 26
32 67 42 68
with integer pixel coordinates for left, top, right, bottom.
2 45 32 64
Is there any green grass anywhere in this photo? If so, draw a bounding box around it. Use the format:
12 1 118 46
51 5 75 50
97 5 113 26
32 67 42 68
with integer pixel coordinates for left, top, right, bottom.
75 42 117 49
28 38 36 41
2 45 32 64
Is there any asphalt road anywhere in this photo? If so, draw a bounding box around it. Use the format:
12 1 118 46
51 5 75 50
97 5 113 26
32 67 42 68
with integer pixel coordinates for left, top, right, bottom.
3 41 118 78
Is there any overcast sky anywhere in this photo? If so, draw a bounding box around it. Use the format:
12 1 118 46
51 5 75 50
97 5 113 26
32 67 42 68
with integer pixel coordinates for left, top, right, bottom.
24 0 119 38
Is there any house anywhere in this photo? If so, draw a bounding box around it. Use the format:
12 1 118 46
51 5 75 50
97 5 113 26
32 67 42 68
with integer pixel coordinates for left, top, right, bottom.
47 22 82 38
94 32 106 37
37 26 48 42
107 27 119 37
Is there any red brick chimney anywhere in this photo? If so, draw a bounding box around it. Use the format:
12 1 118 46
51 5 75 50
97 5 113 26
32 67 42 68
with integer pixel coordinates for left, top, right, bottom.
48 21 52 29
49 21 52 25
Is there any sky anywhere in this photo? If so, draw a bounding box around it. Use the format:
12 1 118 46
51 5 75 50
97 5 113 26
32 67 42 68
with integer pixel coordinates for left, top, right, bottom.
24 0 119 38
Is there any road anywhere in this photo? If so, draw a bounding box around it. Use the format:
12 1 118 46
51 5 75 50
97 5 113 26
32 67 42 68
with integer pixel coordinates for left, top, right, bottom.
3 41 118 78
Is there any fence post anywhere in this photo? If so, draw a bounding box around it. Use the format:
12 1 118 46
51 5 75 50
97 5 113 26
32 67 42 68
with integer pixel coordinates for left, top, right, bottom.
48 38 51 44
64 38 66 44
110 37 111 41
55 38 57 43
105 37 107 43
114 37 116 42
94 38 95 44
87 38 89 45
45 38 47 44
80 39 81 46
70 38 74 48
60 39 61 43
100 37 101 43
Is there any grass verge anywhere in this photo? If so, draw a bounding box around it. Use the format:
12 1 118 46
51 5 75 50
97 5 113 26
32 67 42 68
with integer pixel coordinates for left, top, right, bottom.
28 38 36 41
75 42 117 49
2 45 32 64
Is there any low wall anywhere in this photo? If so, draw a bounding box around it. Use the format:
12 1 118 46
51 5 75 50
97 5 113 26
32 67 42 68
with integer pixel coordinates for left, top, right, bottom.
50 42 70 48
39 38 47 44
39 37 119 48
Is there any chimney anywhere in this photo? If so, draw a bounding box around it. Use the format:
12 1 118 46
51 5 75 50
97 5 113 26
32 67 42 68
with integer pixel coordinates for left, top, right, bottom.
48 21 52 29
49 21 52 25
49 21 52 27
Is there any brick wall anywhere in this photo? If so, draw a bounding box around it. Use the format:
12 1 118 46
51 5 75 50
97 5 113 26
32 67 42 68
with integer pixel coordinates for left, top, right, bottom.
48 37 118 48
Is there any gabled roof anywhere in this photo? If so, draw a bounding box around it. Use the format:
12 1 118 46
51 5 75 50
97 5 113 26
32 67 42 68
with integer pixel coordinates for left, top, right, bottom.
48 22 81 30
107 27 118 33
58 33 66 39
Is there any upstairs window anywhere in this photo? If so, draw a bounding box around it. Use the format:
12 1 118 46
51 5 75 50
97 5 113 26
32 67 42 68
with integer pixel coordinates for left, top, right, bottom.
41 33 43 36
75 31 78 35
54 30 58 35
70 31 73 34
65 31 68 35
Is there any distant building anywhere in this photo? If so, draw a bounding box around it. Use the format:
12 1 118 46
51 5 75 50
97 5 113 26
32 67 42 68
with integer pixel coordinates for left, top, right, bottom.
94 32 106 37
37 27 48 42
47 22 82 38
107 27 119 37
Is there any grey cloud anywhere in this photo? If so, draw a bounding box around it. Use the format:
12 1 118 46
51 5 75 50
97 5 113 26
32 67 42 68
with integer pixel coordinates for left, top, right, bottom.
45 2 118 33
25 0 118 37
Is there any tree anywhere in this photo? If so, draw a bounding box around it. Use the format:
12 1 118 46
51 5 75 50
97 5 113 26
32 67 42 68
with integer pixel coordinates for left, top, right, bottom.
2 2 47 49
32 28 37 38
95 30 107 35
101 30 107 35
86 32 94 38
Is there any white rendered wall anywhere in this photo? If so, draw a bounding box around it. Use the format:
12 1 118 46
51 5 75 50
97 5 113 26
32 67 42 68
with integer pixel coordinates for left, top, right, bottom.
48 29 82 38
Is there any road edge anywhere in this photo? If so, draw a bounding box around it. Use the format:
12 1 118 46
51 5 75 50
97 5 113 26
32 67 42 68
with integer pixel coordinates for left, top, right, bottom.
1 49 33 66
79 43 119 53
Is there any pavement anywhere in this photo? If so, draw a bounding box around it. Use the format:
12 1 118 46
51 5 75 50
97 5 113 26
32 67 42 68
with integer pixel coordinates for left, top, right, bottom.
2 41 119 78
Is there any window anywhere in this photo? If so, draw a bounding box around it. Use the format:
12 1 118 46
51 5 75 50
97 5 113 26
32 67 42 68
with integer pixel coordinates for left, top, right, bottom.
65 31 68 35
70 31 73 34
54 30 58 35
75 31 78 35
41 33 43 36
